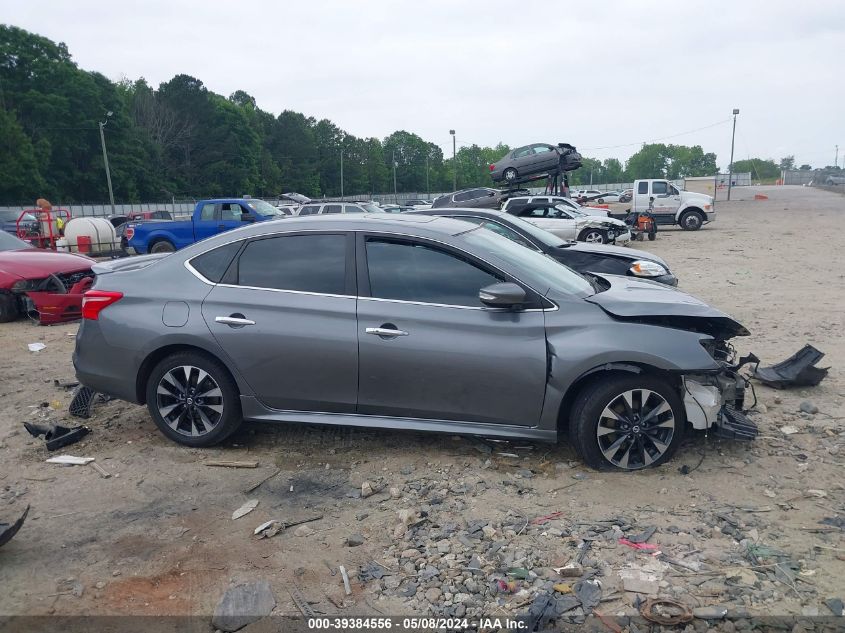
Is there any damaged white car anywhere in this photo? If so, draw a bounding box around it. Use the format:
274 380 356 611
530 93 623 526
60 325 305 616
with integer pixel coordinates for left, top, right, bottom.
506 201 631 244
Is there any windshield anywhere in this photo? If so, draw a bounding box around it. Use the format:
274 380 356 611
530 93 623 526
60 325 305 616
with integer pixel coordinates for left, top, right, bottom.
246 199 285 216
0 231 33 252
459 226 593 298
553 204 587 218
495 214 571 249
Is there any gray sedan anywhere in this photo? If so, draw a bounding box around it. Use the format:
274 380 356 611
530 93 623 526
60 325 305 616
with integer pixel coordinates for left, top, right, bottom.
74 214 755 470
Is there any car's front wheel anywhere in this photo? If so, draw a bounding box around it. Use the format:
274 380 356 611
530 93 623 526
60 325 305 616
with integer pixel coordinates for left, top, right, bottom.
145 351 242 447
579 228 607 243
569 374 686 470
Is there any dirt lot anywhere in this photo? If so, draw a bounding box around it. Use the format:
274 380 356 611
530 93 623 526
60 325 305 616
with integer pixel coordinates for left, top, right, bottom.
1 185 843 628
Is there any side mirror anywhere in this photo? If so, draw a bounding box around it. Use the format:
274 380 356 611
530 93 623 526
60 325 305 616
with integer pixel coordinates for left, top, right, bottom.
479 282 526 309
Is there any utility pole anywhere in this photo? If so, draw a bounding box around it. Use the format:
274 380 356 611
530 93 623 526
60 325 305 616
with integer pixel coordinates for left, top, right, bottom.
450 129 456 191
836 145 839 169
99 111 115 213
340 148 344 200
392 150 398 202
426 154 430 196
727 108 739 201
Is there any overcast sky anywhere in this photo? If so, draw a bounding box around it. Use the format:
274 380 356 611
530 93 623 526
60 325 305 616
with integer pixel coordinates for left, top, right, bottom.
6 0 844 168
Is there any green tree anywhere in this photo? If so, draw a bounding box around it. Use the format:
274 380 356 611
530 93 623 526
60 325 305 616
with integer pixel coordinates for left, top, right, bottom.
0 108 47 201
731 158 780 180
779 155 795 171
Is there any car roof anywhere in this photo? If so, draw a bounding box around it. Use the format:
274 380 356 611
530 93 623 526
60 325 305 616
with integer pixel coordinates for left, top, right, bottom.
178 213 481 257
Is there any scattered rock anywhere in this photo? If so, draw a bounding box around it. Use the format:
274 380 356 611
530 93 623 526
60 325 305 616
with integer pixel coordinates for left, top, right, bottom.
389 487 402 499
693 605 728 620
424 587 442 602
346 533 365 547
779 425 800 436
211 580 276 632
232 500 259 520
294 525 314 537
361 481 375 498
799 401 818 415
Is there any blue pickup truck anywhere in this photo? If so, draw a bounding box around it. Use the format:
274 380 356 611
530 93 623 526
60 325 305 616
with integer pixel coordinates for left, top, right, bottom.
126 198 286 254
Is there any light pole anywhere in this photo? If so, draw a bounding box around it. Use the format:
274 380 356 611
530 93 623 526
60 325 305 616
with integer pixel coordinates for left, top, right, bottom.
340 147 344 200
425 154 430 196
98 111 115 213
392 150 398 202
449 129 456 191
727 108 739 201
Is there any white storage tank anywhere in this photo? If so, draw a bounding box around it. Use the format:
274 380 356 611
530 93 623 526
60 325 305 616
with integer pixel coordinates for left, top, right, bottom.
64 217 119 254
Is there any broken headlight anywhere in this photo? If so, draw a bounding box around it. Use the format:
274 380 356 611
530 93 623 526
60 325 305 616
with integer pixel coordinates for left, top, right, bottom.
629 260 668 278
11 279 41 292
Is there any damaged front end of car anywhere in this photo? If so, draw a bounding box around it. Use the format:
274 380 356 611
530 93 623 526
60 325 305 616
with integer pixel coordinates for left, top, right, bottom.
682 332 760 440
12 270 95 325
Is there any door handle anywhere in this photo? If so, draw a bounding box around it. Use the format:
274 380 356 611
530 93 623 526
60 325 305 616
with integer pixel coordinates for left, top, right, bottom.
366 326 408 338
217 223 225 229
215 315 255 327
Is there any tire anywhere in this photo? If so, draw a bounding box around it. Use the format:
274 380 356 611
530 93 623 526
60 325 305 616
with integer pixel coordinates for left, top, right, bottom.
647 232 656 241
568 373 686 471
150 240 176 254
679 210 703 231
578 228 606 244
0 292 20 323
503 168 518 183
597 198 604 204
145 351 242 447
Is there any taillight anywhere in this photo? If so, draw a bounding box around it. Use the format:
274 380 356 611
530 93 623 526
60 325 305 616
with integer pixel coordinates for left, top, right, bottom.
82 290 123 320
124 226 135 240
489 164 495 171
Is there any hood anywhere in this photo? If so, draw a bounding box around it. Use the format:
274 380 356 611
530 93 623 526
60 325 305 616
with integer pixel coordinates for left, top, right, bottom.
0 249 93 281
682 190 713 203
584 273 748 339
577 216 627 229
560 242 669 268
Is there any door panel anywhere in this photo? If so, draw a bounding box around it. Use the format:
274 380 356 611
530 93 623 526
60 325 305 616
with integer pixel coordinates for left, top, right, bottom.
202 286 358 412
357 299 547 425
193 203 222 242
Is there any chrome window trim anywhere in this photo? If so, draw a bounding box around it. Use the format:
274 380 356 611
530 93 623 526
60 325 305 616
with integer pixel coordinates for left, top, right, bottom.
182 227 562 311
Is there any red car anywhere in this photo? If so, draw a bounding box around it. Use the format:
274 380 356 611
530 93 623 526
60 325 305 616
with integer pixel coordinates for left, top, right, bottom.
0 231 95 325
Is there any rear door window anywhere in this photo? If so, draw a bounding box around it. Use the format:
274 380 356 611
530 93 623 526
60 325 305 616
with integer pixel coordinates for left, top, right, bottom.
236 234 347 294
199 203 217 220
190 242 242 282
344 205 365 214
298 205 320 216
323 205 343 214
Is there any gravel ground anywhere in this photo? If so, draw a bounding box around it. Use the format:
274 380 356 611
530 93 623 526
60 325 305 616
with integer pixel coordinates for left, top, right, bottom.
0 185 843 629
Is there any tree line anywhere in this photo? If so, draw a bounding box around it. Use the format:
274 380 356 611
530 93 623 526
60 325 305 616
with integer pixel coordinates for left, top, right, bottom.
0 25 812 205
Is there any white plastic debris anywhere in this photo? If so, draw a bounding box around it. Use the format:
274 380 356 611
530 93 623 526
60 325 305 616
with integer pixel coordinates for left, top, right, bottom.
46 455 95 465
28 342 46 352
232 499 259 520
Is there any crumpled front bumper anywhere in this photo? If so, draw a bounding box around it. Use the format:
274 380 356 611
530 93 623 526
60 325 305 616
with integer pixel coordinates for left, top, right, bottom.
682 367 758 440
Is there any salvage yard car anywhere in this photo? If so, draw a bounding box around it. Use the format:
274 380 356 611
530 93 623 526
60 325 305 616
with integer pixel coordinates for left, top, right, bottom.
489 143 582 184
508 201 631 244
0 230 94 324
414 208 677 285
74 214 755 471
502 195 611 217
432 187 510 210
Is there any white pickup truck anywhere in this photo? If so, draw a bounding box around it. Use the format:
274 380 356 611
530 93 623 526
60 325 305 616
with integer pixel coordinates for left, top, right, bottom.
631 179 715 230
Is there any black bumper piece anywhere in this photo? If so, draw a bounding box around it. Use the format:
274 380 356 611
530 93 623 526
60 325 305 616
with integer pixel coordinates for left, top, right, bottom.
715 406 758 441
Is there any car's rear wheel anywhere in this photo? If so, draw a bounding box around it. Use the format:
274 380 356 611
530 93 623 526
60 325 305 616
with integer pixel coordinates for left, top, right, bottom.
679 210 704 231
569 374 686 470
0 292 20 323
503 168 518 183
150 240 176 254
146 351 242 447
579 228 607 243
